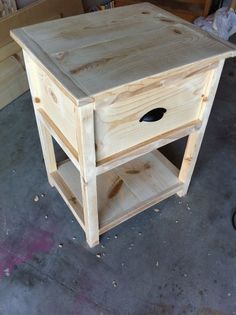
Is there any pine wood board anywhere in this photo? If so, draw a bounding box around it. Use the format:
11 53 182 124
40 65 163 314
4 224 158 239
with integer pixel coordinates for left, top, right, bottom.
11 3 236 106
0 41 21 63
96 119 202 175
231 0 236 10
10 3 235 247
0 52 28 110
0 0 84 110
0 0 84 48
55 150 183 234
95 65 211 161
25 55 78 151
50 171 85 229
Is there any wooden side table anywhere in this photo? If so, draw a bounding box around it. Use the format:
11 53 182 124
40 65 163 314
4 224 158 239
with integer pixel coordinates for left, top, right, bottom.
11 3 236 247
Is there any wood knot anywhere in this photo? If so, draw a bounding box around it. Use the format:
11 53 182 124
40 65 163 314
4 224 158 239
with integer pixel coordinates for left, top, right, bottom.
125 162 151 174
173 28 182 34
108 178 123 199
144 162 151 170
49 88 58 103
185 157 192 162
69 196 77 205
34 97 41 103
160 17 174 23
126 169 140 174
54 51 66 60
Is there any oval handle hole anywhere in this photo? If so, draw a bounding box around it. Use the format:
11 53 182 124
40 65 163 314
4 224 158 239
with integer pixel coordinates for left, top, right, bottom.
139 107 167 122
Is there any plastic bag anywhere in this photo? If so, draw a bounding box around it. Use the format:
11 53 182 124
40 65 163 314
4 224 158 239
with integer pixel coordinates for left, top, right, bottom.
194 7 236 40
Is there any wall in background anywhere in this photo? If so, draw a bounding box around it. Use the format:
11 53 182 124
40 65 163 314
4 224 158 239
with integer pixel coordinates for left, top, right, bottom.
16 0 35 8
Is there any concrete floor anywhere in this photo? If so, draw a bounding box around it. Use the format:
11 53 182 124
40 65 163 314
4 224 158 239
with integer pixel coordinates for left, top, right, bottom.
0 43 236 315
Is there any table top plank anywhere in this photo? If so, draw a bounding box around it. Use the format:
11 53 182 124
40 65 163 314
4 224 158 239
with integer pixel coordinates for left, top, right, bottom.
11 3 236 104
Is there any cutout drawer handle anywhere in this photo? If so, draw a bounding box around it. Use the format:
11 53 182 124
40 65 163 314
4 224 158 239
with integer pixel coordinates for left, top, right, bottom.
139 108 167 122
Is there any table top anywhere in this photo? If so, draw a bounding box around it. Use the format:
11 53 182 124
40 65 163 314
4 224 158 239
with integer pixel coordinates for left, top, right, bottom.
11 2 236 104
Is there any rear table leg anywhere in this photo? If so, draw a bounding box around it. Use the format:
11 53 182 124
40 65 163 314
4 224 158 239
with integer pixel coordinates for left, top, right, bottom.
34 111 57 187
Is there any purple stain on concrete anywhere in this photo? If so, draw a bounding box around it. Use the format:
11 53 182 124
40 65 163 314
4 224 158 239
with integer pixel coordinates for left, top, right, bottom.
0 228 54 279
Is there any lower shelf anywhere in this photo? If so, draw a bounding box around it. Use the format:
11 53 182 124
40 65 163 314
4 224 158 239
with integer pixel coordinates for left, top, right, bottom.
51 150 184 235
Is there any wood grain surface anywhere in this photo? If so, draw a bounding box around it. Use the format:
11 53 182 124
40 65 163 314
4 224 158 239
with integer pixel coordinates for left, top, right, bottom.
11 3 236 105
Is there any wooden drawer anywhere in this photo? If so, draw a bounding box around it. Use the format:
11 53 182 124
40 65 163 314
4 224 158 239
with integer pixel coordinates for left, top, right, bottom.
24 55 78 153
95 67 211 162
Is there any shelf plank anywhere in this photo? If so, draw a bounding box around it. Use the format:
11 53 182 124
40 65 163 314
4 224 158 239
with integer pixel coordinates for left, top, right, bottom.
99 182 182 235
99 151 182 233
97 170 140 230
113 151 179 202
55 150 183 235
51 165 84 229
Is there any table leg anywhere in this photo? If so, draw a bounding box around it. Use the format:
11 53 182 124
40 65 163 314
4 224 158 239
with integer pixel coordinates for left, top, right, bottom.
178 60 225 197
80 175 99 247
34 111 57 187
76 104 99 247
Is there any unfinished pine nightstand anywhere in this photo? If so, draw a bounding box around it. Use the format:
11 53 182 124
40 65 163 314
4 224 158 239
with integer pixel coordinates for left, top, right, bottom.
11 3 236 247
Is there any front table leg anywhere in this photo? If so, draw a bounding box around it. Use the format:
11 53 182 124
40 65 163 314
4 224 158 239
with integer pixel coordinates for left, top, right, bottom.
178 60 225 197
80 175 99 247
77 104 99 247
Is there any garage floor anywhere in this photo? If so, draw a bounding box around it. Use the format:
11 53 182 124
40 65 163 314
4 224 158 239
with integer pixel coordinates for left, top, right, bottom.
0 37 236 314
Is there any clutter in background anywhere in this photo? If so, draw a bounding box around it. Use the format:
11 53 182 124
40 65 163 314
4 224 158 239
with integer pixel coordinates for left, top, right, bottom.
0 0 17 17
89 0 114 11
0 0 84 111
194 0 236 40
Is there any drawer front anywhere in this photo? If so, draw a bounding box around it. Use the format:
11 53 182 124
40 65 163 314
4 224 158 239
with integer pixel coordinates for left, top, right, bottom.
25 56 78 152
95 69 210 162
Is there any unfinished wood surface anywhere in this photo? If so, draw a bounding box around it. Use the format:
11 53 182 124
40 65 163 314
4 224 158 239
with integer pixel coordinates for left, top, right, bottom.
34 115 57 187
55 151 183 235
23 52 78 152
96 120 202 175
202 0 212 16
112 151 179 201
0 0 83 110
178 60 225 196
11 4 236 247
231 0 236 10
95 65 211 161
52 164 84 229
0 41 20 63
1 0 84 48
11 3 236 106
76 105 99 247
0 0 17 18
0 52 28 110
0 14 60 63
23 51 57 185
36 108 80 171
